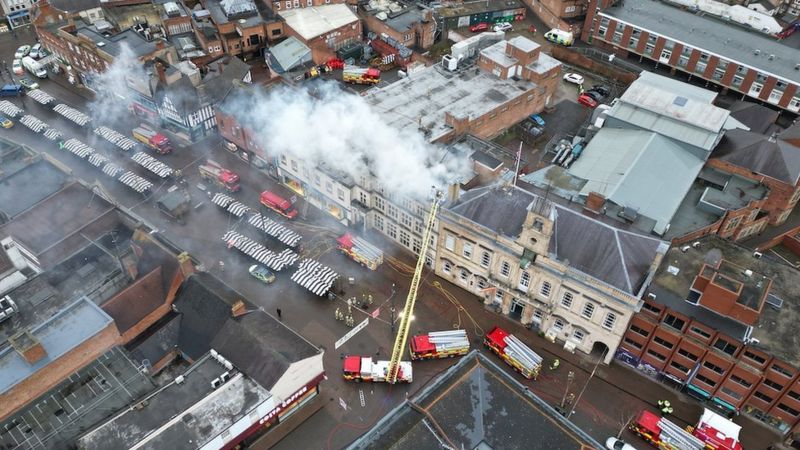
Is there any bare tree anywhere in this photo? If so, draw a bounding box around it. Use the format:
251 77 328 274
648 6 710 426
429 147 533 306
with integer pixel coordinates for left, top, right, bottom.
617 408 640 438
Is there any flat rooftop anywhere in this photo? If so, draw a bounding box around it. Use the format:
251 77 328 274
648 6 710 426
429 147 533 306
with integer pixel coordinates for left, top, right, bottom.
364 63 535 142
602 0 800 85
0 347 154 449
438 0 523 18
0 155 68 221
279 4 359 41
348 351 601 449
648 236 800 367
75 24 158 58
79 354 273 449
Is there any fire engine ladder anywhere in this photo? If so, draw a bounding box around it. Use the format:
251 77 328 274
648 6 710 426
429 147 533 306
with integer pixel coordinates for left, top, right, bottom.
658 417 706 450
386 191 443 384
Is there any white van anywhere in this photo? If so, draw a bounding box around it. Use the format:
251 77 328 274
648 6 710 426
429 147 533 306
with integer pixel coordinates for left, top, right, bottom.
544 28 574 46
21 56 47 78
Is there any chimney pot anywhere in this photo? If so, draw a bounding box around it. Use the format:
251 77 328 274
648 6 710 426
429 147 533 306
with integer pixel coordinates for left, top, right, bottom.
231 300 248 317
584 191 606 214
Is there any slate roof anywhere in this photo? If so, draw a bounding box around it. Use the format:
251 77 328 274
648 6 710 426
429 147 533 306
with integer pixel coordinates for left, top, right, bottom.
349 351 601 449
48 0 100 12
713 128 800 185
728 101 780 135
0 158 69 221
448 185 666 295
211 312 318 390
155 57 250 115
470 150 502 170
172 273 235 360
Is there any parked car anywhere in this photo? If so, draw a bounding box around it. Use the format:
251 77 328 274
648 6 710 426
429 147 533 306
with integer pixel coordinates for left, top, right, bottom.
13 45 30 59
469 22 489 32
577 93 598 108
529 114 546 127
248 264 276 284
583 90 606 103
18 78 39 90
29 43 42 59
605 437 638 450
0 117 13 128
563 73 585 85
11 59 23 76
493 22 513 32
591 85 611 97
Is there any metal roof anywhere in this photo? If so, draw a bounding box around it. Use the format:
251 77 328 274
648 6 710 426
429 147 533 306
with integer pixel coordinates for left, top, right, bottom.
602 0 800 85
267 36 312 73
279 4 359 41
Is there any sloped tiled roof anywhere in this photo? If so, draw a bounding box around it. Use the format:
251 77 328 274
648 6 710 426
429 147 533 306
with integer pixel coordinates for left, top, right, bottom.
448 185 666 295
714 128 800 185
728 101 780 135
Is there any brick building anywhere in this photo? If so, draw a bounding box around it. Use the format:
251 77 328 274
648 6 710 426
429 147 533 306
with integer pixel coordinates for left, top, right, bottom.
435 0 526 40
582 0 800 115
201 0 283 58
279 4 362 64
215 86 273 169
617 235 800 438
361 1 435 51
523 0 586 35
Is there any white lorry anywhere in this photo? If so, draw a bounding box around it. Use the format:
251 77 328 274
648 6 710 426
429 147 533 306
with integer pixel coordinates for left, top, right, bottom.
21 56 47 78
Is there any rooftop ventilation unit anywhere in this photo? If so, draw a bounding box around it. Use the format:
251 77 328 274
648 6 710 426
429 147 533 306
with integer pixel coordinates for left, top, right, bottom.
766 294 784 310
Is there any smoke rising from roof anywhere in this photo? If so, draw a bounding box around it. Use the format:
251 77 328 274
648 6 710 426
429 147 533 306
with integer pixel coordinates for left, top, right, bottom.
243 82 470 199
88 44 148 127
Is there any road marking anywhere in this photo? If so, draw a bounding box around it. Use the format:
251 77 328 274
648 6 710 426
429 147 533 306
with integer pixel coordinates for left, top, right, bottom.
335 318 369 349
339 397 348 410
359 389 365 408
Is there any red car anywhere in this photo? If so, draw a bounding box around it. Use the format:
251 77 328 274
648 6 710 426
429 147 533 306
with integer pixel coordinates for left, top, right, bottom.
577 93 598 108
469 22 489 32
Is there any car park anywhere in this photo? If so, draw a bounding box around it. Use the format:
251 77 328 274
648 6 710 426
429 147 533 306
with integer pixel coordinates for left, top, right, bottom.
469 22 489 32
493 22 513 32
249 264 276 284
18 78 39 90
563 73 585 85
583 90 605 103
578 93 598 108
11 60 23 76
529 114 546 127
0 117 13 128
605 437 638 450
13 45 30 59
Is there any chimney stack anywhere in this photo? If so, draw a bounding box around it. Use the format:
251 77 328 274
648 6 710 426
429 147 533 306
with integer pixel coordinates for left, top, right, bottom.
231 300 248 318
155 62 167 83
11 331 47 365
447 182 461 203
584 191 606 214
155 39 165 51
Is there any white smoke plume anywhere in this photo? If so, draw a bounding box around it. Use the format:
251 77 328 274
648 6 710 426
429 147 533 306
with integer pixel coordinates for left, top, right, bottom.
88 43 149 127
244 82 471 199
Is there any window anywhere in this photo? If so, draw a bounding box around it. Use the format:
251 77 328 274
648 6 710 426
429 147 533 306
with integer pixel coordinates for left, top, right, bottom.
462 242 473 259
695 374 717 388
778 403 800 417
500 261 511 278
374 215 384 231
540 281 552 297
286 0 291 7
690 326 712 340
337 188 345 201
387 204 397 218
642 302 662 315
399 230 410 247
788 391 800 402
630 324 649 338
307 0 312 4
720 387 743 401
670 361 690 374
564 5 576 12
789 96 800 113
325 181 333 194
744 350 767 365
764 379 784 391
480 251 491 268
459 269 469 283
442 260 452 273
495 290 504 304
663 314 685 331
730 374 752 389
445 235 455 251
532 219 544 231
677 348 698 361
703 361 725 375
659 49 671 61
603 313 616 330
561 291 574 309
653 336 674 350
412 239 421 255
713 338 738 356
623 338 643 349
581 302 595 319
387 223 397 239
753 391 773 403
553 319 565 332
476 278 487 290
374 196 384 211
519 271 531 290
572 329 585 342
293 0 299 6
646 349 666 361
771 364 793 378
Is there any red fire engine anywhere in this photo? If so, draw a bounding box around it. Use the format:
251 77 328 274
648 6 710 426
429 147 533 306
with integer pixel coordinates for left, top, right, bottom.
409 329 470 360
483 326 543 380
260 191 298 219
630 409 743 450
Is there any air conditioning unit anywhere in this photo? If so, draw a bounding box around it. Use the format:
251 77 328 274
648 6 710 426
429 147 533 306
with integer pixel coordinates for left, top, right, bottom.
647 293 657 300
175 375 185 384
692 241 701 248
680 245 691 252
211 378 222 389
753 251 763 259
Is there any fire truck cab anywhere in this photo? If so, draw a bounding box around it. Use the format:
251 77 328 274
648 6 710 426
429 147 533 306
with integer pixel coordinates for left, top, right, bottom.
260 190 298 219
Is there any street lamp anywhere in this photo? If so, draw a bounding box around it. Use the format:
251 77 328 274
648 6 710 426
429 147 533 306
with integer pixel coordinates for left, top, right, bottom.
560 370 576 414
389 283 396 333
567 347 609 421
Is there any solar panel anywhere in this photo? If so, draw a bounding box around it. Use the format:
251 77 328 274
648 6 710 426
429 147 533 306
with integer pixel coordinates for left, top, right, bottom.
673 96 688 106
766 294 784 310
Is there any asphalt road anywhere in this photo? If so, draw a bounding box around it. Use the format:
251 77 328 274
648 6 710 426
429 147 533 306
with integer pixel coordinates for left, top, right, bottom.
0 28 783 450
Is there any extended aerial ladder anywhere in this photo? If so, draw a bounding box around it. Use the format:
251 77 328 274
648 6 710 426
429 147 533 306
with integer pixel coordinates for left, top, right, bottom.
386 191 443 384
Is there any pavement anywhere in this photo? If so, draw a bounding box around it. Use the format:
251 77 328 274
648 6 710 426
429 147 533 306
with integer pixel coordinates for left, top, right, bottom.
0 29 785 450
